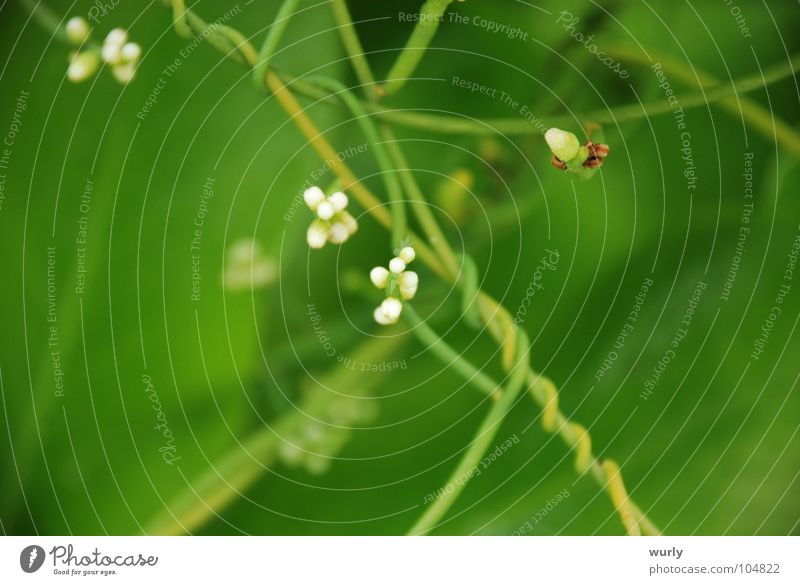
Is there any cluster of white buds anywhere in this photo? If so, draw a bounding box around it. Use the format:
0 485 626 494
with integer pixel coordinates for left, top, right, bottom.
369 246 418 325
65 17 141 84
101 28 141 84
303 186 358 249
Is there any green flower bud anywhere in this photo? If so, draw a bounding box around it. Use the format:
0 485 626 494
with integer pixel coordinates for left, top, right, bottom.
545 128 581 162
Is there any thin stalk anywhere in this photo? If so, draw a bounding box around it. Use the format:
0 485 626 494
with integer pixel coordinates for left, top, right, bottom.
404 306 530 534
276 50 800 135
383 0 459 97
380 127 461 276
169 0 192 37
606 44 800 159
330 0 381 99
403 305 500 398
308 76 407 249
251 0 301 90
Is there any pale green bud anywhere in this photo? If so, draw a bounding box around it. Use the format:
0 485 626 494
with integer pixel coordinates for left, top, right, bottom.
545 128 581 162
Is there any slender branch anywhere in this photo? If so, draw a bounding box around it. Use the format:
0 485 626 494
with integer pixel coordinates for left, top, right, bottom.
380 128 461 276
309 77 407 249
606 44 800 159
251 0 300 89
286 51 800 135
330 0 382 99
404 306 530 534
383 0 459 97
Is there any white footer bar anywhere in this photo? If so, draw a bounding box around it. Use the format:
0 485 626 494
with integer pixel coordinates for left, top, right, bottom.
1 536 796 583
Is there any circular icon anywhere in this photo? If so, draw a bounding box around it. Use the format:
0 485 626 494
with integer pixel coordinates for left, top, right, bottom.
19 545 45 573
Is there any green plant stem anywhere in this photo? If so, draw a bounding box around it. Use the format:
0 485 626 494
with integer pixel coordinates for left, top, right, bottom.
309 77 407 249
276 49 800 136
251 0 300 89
170 0 191 37
379 128 462 275
403 305 500 398
383 0 459 96
606 44 800 159
330 0 381 99
404 306 530 534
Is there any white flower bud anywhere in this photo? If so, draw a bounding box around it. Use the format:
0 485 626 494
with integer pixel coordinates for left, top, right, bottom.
102 28 128 64
120 42 141 63
380 297 403 321
399 271 418 300
316 200 335 221
373 306 395 325
328 222 349 244
105 28 128 47
111 62 137 84
545 128 581 162
399 271 418 289
307 220 328 249
328 191 348 212
303 186 325 210
66 17 91 45
389 257 406 274
398 246 416 264
67 51 99 83
369 266 389 289
339 211 358 235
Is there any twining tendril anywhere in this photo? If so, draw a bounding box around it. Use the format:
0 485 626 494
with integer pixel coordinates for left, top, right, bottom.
251 0 301 90
457 254 482 329
330 0 382 99
404 305 530 534
383 0 461 96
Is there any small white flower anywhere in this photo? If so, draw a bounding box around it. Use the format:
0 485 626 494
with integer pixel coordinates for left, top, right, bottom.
340 211 358 235
369 266 389 288
398 270 418 300
389 257 406 274
102 28 128 64
328 191 348 212
373 306 395 325
67 51 99 83
120 42 142 63
316 200 335 221
306 220 329 249
328 222 350 244
380 297 403 322
111 62 137 84
303 186 325 210
398 246 416 264
66 17 91 46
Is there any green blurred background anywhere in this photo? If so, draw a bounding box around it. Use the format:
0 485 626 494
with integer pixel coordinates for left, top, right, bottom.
0 0 798 535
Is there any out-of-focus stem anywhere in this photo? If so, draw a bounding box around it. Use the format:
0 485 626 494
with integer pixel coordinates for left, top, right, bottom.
382 0 459 97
